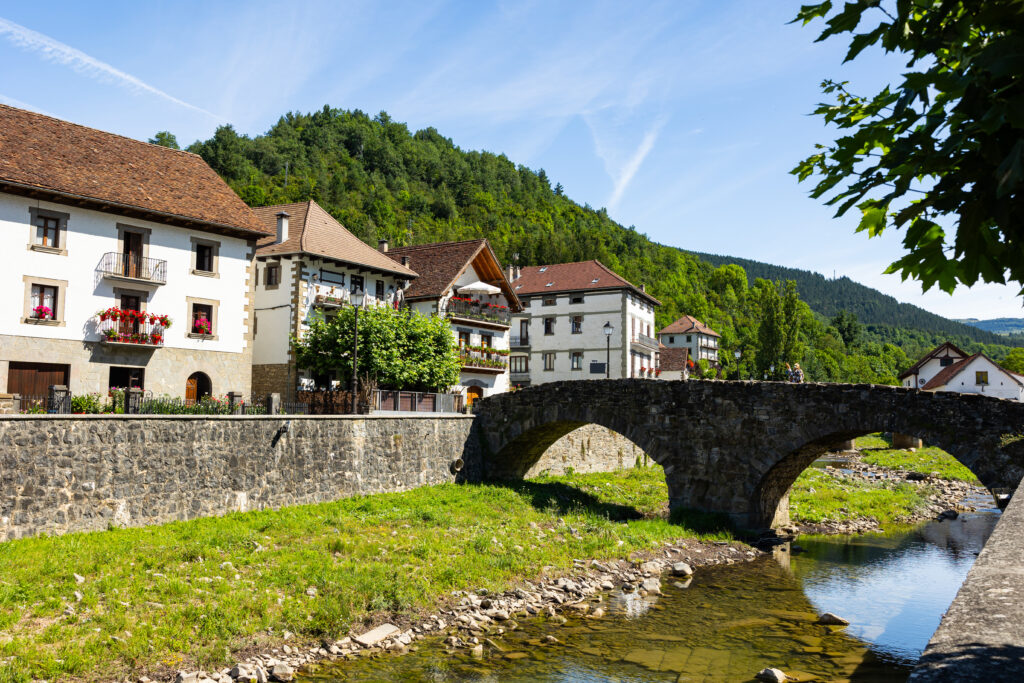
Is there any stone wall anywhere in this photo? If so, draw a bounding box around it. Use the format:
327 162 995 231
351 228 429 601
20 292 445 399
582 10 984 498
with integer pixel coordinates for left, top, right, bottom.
526 424 646 476
251 362 296 401
0 414 477 541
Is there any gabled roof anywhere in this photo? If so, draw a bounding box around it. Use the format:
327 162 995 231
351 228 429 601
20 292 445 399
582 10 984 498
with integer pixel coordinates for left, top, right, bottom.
921 353 1024 390
510 260 660 305
659 315 721 338
253 201 417 278
898 341 969 380
386 239 521 308
0 104 268 237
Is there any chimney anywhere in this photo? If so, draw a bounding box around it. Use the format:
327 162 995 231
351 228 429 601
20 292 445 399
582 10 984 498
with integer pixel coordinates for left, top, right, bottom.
514 265 521 280
640 283 646 293
506 264 515 281
401 256 410 268
378 239 389 253
275 211 290 244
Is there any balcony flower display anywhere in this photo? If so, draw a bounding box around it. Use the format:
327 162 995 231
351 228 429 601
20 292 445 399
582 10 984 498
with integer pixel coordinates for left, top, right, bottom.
95 309 171 345
149 313 172 328
193 317 212 335
32 305 52 319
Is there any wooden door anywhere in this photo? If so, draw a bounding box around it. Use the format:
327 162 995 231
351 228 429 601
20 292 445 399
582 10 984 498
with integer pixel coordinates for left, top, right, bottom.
185 376 198 402
123 232 143 277
466 386 483 407
7 362 70 397
120 294 140 336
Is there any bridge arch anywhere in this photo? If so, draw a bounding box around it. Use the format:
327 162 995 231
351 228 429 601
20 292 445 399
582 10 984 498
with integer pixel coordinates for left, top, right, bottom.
474 380 1024 530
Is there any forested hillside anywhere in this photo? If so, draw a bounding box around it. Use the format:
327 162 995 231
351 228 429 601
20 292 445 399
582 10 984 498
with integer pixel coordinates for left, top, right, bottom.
957 318 1024 337
181 106 1011 383
694 252 1017 346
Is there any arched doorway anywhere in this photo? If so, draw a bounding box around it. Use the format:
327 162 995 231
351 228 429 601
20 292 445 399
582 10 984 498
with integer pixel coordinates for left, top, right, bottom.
185 372 212 403
466 385 484 408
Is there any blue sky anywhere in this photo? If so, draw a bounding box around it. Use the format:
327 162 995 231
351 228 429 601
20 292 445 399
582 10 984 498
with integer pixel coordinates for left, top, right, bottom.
0 0 1018 319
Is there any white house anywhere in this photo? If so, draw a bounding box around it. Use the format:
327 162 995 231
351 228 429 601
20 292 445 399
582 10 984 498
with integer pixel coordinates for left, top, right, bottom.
658 315 720 364
250 200 418 399
385 239 522 407
507 260 661 385
902 343 1024 401
0 104 270 401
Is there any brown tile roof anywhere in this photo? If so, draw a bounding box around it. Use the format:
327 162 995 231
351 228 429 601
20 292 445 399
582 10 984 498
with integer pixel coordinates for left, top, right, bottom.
385 239 487 299
510 260 660 305
921 353 1023 390
898 341 969 380
659 315 721 338
253 201 417 277
659 347 689 372
0 104 268 236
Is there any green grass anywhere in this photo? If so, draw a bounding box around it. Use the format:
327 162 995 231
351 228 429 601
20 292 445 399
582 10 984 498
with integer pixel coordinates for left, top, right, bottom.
860 447 979 482
789 468 931 525
854 433 891 450
0 467 728 682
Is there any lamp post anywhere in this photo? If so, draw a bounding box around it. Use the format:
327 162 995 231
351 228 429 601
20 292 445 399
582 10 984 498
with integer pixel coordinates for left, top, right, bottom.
734 349 742 380
350 288 365 413
603 321 614 378
769 364 775 382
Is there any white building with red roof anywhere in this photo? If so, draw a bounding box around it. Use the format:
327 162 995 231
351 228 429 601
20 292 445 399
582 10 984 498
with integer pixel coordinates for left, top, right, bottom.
508 260 661 385
658 315 720 363
901 342 1024 401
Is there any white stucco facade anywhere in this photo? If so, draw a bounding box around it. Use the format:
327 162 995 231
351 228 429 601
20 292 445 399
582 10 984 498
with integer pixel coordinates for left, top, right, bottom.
659 329 719 362
0 192 255 398
509 288 659 386
922 355 1024 401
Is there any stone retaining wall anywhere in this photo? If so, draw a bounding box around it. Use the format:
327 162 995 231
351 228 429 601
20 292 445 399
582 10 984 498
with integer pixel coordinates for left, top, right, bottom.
0 414 477 541
526 424 647 477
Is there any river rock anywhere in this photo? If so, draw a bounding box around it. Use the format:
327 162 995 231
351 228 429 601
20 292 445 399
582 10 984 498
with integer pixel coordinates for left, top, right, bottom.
639 561 663 575
354 623 401 647
641 578 662 595
817 612 849 626
671 562 693 577
755 668 789 682
269 663 294 682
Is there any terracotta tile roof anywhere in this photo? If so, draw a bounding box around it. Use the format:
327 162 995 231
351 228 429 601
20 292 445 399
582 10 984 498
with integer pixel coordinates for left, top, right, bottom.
898 341 968 380
385 239 489 299
659 347 689 372
921 353 1023 390
0 104 268 236
253 201 417 277
511 260 660 305
659 315 721 338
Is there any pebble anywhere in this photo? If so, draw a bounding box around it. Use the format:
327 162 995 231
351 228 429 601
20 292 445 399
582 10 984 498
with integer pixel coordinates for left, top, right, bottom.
755 668 789 682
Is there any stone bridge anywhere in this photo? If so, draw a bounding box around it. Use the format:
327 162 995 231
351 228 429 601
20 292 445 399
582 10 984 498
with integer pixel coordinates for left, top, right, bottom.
473 380 1024 529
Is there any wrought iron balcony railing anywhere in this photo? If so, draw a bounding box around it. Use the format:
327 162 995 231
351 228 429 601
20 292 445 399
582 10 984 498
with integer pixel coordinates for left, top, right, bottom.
444 297 511 326
98 252 167 284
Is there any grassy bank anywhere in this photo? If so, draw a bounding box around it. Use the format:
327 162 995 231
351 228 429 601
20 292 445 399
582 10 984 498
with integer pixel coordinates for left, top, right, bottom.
0 467 729 682
860 447 978 482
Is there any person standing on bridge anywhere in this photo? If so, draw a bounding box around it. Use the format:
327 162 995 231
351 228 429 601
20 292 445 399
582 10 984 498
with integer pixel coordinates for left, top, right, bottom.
784 363 794 382
792 363 804 383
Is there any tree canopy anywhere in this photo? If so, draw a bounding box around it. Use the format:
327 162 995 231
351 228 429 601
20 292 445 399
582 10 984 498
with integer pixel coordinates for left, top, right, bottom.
792 1 1024 293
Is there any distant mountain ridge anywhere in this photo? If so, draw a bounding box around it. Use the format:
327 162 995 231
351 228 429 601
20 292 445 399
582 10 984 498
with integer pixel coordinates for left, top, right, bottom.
956 318 1024 336
691 251 1018 346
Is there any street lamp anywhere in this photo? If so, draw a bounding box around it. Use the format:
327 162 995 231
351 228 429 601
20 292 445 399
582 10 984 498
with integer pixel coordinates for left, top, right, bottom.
603 321 614 378
350 288 365 413
769 364 775 381
734 349 742 380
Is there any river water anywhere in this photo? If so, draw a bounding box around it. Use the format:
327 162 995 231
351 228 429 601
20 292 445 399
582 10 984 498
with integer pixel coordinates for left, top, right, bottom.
306 499 1000 682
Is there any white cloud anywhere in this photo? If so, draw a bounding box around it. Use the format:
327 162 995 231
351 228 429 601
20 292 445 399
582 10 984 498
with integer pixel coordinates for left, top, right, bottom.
0 16 219 118
0 93 57 118
604 117 667 211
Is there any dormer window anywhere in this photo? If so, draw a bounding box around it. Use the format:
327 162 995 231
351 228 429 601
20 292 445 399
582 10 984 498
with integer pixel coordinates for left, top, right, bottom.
545 282 553 287
539 267 547 272
591 278 599 283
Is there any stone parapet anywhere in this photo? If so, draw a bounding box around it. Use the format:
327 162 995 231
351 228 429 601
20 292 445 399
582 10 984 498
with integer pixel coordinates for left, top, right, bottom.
0 414 477 541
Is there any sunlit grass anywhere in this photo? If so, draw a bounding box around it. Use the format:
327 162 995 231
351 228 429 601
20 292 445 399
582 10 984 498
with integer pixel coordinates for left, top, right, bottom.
789 468 931 524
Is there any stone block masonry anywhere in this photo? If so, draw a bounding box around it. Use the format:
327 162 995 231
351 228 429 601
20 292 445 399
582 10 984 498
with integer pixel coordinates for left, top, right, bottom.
527 424 646 477
0 414 478 541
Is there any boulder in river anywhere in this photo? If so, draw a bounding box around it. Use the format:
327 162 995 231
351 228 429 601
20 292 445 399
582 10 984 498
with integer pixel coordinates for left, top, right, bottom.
817 612 849 626
671 562 693 577
755 668 789 682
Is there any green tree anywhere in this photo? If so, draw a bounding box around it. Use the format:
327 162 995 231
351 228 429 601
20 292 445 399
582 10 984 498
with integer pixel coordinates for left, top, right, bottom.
148 131 179 149
792 1 1024 293
1002 347 1024 374
293 306 460 391
830 309 863 347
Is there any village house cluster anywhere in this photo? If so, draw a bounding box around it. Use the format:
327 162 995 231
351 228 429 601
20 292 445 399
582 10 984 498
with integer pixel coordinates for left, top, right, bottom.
1 104 1018 409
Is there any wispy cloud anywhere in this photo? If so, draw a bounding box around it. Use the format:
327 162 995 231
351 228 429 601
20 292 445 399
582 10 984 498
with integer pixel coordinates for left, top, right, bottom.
0 16 220 118
0 92 57 118
604 117 667 211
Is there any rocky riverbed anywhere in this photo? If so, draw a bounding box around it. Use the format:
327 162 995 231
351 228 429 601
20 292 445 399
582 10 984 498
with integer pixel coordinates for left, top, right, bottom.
790 452 989 536
165 537 762 683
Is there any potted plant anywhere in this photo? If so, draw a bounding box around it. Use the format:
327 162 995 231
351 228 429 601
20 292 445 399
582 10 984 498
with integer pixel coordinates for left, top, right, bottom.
32 305 52 320
103 328 119 341
150 333 163 345
193 317 212 335
655 368 662 377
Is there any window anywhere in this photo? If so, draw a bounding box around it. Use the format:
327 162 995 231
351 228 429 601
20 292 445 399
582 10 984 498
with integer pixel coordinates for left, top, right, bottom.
191 237 219 276
376 280 385 300
571 351 583 370
22 276 66 325
187 297 218 338
109 367 145 390
544 317 555 335
195 243 213 272
265 263 281 287
521 298 530 308
543 352 556 371
459 331 471 347
542 296 556 306
571 315 582 334
481 334 492 348
976 371 989 385
570 295 584 304
28 207 69 254
940 357 954 367
669 336 675 344
350 275 365 294
510 355 529 373
686 335 692 342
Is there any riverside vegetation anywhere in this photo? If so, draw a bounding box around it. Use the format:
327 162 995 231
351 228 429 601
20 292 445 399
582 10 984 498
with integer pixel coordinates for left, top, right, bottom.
0 437 981 682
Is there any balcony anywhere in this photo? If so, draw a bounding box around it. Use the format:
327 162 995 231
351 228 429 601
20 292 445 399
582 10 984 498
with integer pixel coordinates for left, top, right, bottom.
459 347 509 374
444 297 511 327
510 335 530 347
313 294 347 309
96 312 170 348
631 333 660 350
98 252 167 285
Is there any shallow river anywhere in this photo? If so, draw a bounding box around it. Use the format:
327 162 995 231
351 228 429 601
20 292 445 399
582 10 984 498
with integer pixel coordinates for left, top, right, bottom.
305 499 1000 682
